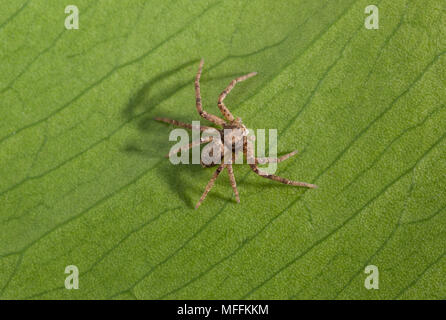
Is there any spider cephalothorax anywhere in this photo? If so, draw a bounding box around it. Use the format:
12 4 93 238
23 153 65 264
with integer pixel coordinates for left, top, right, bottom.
220 117 249 152
155 60 317 209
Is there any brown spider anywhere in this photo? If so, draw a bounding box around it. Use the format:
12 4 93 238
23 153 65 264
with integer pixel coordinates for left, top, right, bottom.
155 60 317 209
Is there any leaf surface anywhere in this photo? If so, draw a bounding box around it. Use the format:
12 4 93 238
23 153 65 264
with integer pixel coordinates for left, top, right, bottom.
0 0 445 299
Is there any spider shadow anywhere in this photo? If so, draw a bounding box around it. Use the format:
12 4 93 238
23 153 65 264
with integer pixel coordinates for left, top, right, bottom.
122 59 249 133
163 162 236 209
122 60 246 208
122 59 199 127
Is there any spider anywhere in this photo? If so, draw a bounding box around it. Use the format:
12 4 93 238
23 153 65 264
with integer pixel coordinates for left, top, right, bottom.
155 60 317 209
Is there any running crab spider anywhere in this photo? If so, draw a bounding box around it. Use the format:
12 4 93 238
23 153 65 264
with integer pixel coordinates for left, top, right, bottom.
155 59 317 209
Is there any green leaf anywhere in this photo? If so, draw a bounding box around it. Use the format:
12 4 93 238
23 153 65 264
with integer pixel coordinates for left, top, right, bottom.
0 0 445 300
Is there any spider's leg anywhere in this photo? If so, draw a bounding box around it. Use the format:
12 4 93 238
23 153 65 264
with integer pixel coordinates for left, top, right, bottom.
256 150 298 164
243 136 315 187
195 59 226 126
166 136 213 158
218 71 257 121
195 163 225 209
226 164 240 203
155 117 212 132
249 164 317 188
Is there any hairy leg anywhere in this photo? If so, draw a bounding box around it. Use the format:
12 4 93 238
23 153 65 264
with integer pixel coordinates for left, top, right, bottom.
218 71 257 121
255 150 298 164
195 59 226 126
166 136 213 158
249 164 317 188
226 164 240 203
195 163 225 209
155 117 212 131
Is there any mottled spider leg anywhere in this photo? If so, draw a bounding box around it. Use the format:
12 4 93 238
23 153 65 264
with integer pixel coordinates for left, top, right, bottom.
217 71 257 121
166 136 213 158
243 135 256 164
155 117 212 132
226 164 240 203
243 136 316 188
195 59 226 126
255 150 298 164
249 163 317 188
195 163 225 209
